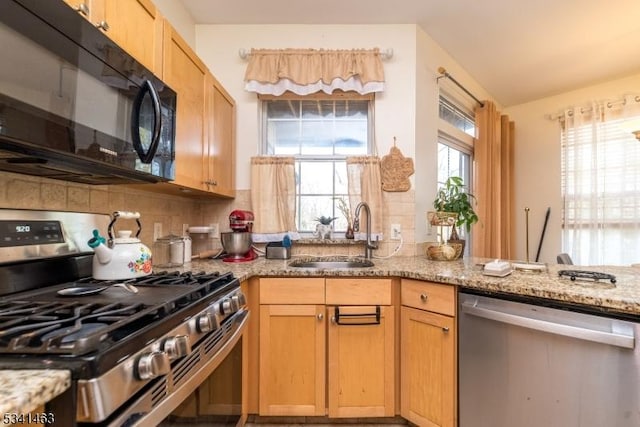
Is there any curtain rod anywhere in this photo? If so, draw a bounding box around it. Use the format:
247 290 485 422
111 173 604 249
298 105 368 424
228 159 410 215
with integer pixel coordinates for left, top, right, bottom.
436 67 484 107
238 48 394 60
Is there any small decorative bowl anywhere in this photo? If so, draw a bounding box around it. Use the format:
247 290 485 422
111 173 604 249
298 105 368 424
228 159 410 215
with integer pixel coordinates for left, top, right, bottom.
425 242 463 261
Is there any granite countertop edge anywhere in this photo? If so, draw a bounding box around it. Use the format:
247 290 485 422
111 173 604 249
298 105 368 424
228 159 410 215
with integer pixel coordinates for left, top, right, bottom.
0 369 70 416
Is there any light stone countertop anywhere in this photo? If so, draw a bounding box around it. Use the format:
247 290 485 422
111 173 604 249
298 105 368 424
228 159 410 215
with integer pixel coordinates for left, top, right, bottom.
5 254 639 416
0 370 70 419
189 255 640 317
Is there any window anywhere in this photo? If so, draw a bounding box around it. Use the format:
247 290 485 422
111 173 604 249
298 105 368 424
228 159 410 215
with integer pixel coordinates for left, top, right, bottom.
437 95 475 244
439 95 475 137
561 106 640 265
261 94 373 232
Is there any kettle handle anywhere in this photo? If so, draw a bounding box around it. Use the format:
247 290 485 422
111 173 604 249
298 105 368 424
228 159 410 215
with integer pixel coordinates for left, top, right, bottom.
108 211 142 240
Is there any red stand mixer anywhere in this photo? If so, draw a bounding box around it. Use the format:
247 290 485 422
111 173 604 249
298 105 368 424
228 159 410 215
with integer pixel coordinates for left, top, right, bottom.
221 210 257 262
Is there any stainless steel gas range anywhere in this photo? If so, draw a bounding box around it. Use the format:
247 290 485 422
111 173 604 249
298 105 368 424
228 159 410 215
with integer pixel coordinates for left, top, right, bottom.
0 209 248 427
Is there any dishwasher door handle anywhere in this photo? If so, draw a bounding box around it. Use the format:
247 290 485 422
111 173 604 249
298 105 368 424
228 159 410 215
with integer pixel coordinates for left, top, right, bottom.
461 302 635 349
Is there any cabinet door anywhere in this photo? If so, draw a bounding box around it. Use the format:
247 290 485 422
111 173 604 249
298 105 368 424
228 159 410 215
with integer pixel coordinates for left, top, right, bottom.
327 305 395 418
63 0 106 28
401 306 456 427
104 0 163 74
259 304 325 416
204 73 236 197
163 23 207 191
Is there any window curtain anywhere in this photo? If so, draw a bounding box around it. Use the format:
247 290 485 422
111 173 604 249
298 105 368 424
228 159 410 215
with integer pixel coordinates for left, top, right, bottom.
472 101 515 259
250 157 298 241
347 156 383 239
244 48 385 95
560 95 640 265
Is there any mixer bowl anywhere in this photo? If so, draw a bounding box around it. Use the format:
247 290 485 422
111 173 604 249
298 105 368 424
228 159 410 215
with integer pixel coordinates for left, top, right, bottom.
221 232 252 256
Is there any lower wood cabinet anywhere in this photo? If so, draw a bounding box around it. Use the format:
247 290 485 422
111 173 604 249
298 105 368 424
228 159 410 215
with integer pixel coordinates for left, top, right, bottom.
400 280 457 427
259 304 326 415
327 305 395 417
257 277 396 418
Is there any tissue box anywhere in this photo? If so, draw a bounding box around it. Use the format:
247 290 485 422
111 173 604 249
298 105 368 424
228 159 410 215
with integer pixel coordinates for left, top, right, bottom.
266 242 291 259
483 260 512 277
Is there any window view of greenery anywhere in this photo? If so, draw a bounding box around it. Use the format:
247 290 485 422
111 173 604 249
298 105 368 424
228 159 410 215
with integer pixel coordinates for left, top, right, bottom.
263 98 371 232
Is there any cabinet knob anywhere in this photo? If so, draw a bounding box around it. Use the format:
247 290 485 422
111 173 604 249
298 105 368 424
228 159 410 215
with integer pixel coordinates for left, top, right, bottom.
420 293 428 302
95 20 110 31
442 327 450 333
75 3 89 16
317 313 324 321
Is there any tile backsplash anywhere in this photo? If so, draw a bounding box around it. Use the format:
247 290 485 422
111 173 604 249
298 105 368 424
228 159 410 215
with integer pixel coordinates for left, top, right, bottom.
0 172 420 256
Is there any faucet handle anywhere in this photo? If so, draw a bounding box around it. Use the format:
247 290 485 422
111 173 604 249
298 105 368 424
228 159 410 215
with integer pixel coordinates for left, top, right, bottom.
353 217 360 232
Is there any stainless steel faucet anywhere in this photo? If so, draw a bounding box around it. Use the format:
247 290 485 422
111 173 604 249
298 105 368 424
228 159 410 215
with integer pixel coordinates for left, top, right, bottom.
353 201 378 259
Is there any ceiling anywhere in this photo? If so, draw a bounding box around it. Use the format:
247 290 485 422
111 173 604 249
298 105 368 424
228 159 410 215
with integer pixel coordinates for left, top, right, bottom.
180 0 640 107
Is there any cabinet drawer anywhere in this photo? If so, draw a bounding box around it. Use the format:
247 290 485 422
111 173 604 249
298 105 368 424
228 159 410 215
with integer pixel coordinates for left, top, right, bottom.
401 279 455 316
326 278 392 305
260 278 325 304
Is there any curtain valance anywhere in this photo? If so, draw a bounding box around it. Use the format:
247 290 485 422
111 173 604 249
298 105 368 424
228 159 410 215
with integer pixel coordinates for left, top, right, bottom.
244 48 385 96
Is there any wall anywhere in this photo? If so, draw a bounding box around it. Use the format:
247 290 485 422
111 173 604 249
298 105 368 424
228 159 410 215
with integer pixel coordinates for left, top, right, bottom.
153 0 196 49
506 72 640 264
191 24 497 255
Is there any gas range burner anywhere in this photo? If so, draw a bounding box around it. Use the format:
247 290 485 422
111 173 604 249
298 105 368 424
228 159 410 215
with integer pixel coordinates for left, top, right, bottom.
0 300 160 354
558 269 617 284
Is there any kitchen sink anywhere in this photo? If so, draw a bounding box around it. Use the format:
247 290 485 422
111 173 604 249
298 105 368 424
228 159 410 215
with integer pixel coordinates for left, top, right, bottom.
288 256 374 269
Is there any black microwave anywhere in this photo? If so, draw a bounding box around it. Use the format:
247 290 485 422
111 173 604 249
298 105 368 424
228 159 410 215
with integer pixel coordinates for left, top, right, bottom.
0 0 176 184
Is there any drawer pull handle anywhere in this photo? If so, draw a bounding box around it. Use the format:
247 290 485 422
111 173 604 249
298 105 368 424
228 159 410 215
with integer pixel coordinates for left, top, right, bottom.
317 313 324 321
420 293 428 302
333 306 381 326
442 327 450 333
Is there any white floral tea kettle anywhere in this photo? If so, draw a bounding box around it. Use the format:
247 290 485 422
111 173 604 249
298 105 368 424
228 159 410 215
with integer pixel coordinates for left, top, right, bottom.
87 211 152 280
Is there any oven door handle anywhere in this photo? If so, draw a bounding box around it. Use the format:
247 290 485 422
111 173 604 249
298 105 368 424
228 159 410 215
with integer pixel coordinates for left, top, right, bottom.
461 301 635 349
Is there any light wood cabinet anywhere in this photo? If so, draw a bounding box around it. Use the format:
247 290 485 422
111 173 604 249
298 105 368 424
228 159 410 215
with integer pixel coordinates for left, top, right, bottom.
257 277 396 418
63 0 106 29
327 305 395 417
103 0 163 75
259 278 325 416
63 0 162 75
204 74 236 198
400 279 456 427
259 304 326 416
162 22 207 192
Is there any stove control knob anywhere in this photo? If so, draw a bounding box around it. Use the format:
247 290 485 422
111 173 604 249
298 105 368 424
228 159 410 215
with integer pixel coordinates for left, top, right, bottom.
220 298 234 315
197 312 214 333
232 293 245 309
136 351 170 380
163 335 191 360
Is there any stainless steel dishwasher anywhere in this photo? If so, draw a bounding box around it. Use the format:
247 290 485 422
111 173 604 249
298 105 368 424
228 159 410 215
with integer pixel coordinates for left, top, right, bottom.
459 291 640 427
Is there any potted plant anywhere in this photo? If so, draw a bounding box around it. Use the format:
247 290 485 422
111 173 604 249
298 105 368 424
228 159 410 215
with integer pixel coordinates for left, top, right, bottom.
432 176 478 255
314 215 337 239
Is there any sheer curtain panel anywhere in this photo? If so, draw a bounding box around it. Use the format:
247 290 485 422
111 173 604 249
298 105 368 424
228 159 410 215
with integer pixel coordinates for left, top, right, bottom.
250 157 297 239
472 101 515 259
560 95 640 265
347 156 383 238
244 48 385 95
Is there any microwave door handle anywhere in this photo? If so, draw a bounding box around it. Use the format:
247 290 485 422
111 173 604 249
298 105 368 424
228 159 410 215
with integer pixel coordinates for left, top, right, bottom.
131 80 162 163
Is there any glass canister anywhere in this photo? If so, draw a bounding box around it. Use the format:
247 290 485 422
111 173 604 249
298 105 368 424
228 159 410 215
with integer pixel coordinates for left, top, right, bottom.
188 226 215 257
153 234 184 268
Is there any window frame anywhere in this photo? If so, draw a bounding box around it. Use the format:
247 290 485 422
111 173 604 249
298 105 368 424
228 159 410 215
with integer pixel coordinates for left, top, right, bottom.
258 91 375 233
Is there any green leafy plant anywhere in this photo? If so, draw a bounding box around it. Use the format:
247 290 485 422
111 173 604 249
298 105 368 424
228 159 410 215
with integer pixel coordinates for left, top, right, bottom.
433 176 478 233
315 215 337 225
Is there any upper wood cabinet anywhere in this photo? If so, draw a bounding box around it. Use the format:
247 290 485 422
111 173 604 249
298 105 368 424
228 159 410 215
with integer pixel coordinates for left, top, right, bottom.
162 22 207 192
103 0 163 75
205 74 236 198
63 0 162 75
